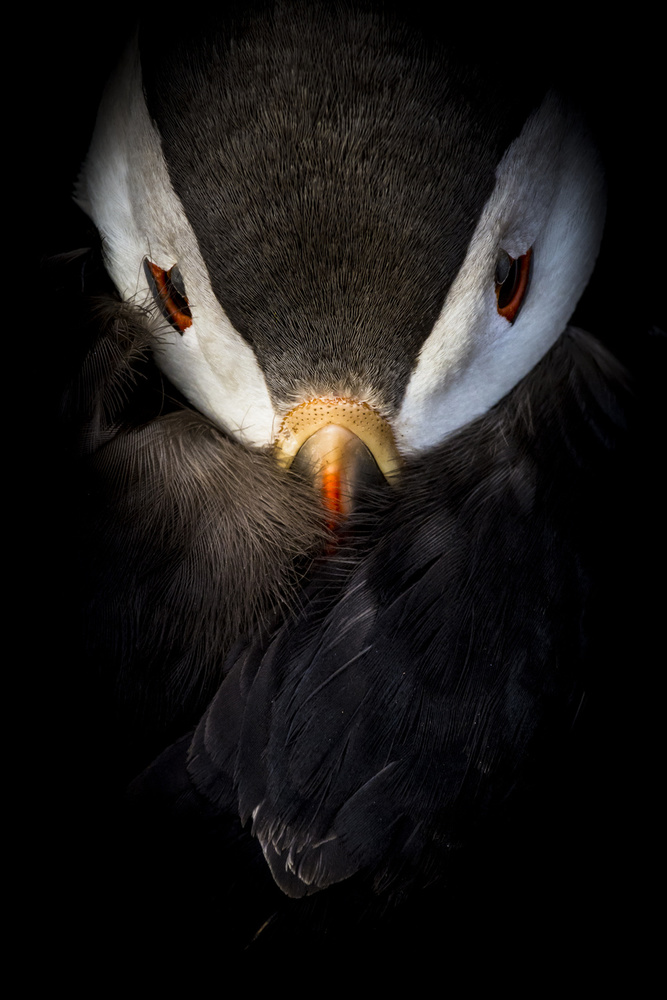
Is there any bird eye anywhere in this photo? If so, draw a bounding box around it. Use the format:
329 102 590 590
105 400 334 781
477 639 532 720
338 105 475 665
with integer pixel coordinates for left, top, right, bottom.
495 248 532 323
144 259 193 334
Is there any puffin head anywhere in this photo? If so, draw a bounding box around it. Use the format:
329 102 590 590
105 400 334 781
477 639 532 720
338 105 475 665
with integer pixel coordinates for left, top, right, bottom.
76 5 604 509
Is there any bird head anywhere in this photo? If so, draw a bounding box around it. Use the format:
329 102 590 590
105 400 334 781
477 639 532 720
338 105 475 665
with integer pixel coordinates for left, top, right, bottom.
76 4 605 515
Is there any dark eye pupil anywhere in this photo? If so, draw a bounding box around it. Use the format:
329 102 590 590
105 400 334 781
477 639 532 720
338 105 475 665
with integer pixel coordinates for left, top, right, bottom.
169 264 187 301
496 254 519 310
495 249 513 287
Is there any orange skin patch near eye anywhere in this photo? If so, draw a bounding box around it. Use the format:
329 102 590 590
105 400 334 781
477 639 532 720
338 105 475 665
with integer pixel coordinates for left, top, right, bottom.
496 248 532 324
145 259 193 333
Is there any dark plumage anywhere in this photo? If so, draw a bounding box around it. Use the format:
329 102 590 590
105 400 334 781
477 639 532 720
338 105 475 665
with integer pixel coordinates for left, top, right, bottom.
182 330 628 896
64 292 328 765
139 5 531 407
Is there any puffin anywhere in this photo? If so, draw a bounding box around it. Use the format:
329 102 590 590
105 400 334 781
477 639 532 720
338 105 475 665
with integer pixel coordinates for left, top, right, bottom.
49 0 661 967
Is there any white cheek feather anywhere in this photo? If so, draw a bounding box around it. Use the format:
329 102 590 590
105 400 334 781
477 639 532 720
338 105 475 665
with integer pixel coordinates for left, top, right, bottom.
395 92 606 454
76 37 278 450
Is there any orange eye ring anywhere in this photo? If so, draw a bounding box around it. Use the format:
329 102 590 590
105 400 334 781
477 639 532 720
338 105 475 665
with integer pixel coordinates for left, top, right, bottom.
495 247 532 324
144 259 192 334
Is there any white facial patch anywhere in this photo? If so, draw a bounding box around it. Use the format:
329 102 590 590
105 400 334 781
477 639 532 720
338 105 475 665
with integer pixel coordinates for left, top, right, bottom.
76 36 278 449
394 92 606 453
